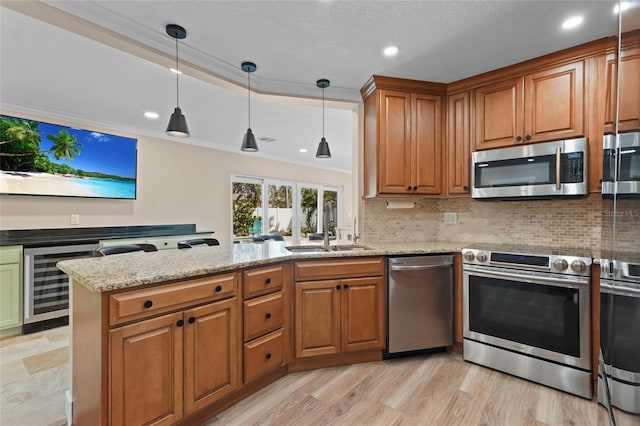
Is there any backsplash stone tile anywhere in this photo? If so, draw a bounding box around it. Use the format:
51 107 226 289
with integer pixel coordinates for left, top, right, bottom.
362 194 626 255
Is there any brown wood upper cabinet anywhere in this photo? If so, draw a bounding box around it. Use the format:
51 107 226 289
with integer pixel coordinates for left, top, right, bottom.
446 91 471 194
474 61 585 150
605 33 640 133
361 76 445 197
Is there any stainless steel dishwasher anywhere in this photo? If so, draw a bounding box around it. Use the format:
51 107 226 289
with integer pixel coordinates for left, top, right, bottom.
387 255 454 356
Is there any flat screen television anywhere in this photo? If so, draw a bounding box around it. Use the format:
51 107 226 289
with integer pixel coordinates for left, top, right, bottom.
1 115 137 199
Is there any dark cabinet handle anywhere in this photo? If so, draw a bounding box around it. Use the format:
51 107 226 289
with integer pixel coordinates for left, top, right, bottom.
407 186 411 190
516 135 522 142
525 134 531 141
176 319 184 327
336 285 341 290
143 300 153 309
163 242 168 246
463 185 469 191
413 186 417 190
265 353 272 360
344 284 349 289
215 285 222 292
265 312 272 319
188 317 195 324
265 278 271 284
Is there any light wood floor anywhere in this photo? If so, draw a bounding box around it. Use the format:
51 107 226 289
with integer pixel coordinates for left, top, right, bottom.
206 351 638 426
1 327 638 426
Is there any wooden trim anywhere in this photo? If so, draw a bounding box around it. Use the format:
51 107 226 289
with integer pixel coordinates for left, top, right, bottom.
453 253 463 345
287 349 383 373
294 257 385 281
361 75 447 100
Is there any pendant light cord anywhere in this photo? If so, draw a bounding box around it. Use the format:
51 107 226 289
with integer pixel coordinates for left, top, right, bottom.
247 71 251 127
322 87 325 138
175 37 180 107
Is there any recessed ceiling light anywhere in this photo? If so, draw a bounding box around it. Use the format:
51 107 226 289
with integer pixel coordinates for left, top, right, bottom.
383 46 399 57
144 111 159 119
299 148 308 153
613 2 631 14
169 67 182 74
561 16 584 30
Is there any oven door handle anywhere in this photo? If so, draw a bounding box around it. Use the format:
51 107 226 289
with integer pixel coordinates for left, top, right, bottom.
601 282 640 296
556 146 562 190
464 266 589 288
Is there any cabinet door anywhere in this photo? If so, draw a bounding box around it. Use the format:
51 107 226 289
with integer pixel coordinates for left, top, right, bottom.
474 77 523 150
378 90 412 193
446 92 471 194
524 61 584 143
0 263 22 331
412 93 442 194
341 276 385 352
294 280 341 358
110 312 184 426
183 297 239 415
606 44 640 132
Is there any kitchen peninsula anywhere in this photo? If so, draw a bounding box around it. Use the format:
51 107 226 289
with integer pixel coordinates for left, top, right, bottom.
58 240 465 426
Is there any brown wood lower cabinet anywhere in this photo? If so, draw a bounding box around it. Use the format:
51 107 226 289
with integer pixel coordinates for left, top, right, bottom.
109 297 240 426
294 258 385 359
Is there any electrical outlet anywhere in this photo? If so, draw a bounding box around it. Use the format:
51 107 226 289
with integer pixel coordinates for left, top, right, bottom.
70 214 80 225
444 212 457 224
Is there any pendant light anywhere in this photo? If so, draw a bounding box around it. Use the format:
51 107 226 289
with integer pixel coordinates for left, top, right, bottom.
241 62 258 152
316 79 331 158
165 24 190 138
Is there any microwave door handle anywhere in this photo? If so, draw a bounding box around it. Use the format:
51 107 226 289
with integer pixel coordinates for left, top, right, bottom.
555 146 561 190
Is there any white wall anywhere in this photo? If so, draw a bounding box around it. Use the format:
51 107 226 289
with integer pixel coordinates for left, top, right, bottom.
0 118 353 245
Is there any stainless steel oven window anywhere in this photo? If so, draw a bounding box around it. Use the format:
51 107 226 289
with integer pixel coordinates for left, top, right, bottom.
463 265 591 370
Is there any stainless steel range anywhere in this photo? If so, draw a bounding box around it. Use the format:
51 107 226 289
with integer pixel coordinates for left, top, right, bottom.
599 257 640 414
462 245 592 398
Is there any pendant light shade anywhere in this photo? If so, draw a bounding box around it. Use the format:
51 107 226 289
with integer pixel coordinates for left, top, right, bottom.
241 62 258 152
316 79 331 158
165 24 190 138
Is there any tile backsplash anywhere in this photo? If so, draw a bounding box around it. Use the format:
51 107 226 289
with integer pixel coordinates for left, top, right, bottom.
361 194 637 256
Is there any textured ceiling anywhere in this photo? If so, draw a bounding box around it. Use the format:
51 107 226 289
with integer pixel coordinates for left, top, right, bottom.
0 1 626 173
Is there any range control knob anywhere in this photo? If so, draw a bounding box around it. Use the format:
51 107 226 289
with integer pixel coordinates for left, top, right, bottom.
553 258 568 271
571 260 587 273
463 251 475 262
476 252 488 263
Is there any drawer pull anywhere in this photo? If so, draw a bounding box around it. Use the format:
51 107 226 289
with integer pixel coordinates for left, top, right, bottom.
143 300 153 309
265 278 271 285
188 317 196 324
215 285 222 292
265 352 272 360
176 319 184 327
265 312 272 319
344 284 349 289
336 285 341 290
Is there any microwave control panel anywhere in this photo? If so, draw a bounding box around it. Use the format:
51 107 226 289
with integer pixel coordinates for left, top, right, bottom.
562 152 584 183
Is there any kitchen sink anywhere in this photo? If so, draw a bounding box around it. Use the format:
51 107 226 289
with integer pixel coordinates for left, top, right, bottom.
285 244 372 253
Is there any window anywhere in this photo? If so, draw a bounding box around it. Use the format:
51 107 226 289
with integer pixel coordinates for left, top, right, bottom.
232 175 341 244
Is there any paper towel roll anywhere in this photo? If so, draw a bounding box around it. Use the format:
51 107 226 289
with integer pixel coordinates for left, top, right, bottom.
385 200 415 209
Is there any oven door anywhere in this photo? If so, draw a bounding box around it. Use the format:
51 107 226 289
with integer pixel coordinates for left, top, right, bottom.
463 264 591 370
600 279 640 383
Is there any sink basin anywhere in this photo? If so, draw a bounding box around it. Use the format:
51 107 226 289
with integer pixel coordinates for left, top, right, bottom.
285 245 332 253
285 244 372 253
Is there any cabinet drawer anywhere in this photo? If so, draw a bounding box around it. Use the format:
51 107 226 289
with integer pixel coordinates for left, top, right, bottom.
109 273 237 326
295 257 385 281
244 329 284 383
243 291 283 342
243 265 283 298
0 246 22 265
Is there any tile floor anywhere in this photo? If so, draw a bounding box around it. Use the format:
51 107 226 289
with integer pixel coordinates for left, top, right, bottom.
0 326 68 426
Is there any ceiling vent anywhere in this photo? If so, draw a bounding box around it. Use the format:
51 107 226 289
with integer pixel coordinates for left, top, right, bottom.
258 137 276 143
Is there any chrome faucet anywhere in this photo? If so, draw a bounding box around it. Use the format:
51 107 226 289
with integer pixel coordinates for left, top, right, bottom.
353 216 360 244
323 201 334 246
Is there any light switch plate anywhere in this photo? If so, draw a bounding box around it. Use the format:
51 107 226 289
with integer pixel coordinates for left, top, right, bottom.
70 214 80 225
444 212 457 224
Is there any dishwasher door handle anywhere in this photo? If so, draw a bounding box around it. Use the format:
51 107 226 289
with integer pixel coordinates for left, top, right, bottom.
390 263 452 271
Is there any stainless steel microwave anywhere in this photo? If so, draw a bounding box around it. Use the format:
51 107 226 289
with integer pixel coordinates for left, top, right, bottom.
471 138 588 200
603 132 640 197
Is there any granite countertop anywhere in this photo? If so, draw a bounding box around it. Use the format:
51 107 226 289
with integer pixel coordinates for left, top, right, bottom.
57 241 469 292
